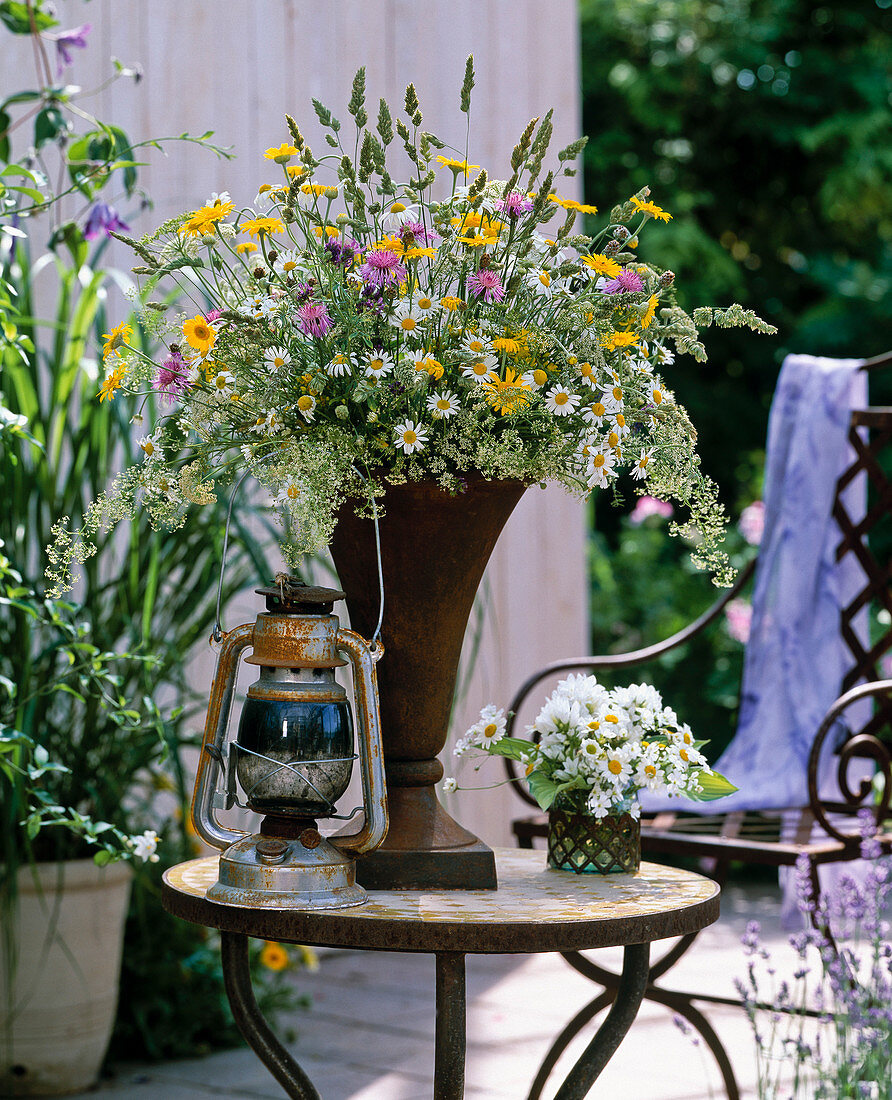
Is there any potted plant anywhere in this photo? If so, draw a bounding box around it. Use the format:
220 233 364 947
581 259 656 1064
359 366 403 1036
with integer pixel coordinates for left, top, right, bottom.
46 58 772 884
452 673 737 873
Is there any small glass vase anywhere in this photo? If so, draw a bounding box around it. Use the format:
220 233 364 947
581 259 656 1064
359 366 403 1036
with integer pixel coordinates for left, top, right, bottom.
546 798 641 874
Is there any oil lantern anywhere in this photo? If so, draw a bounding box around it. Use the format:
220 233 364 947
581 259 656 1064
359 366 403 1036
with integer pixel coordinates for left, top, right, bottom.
190 576 388 909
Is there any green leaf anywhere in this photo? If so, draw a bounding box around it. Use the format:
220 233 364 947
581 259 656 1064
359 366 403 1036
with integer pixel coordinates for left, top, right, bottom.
527 770 561 812
34 105 69 148
0 90 43 110
93 849 113 866
48 221 87 269
0 109 10 163
0 2 57 32
483 735 536 760
685 769 738 801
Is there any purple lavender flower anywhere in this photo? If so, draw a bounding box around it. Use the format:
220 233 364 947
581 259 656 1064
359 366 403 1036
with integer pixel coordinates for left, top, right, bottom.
604 268 645 294
295 301 333 338
358 249 407 288
84 202 131 240
45 23 91 75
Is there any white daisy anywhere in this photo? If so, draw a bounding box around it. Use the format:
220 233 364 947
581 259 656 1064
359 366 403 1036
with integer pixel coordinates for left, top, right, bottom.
295 394 316 421
390 298 426 336
381 200 420 231
137 434 162 461
631 449 653 480
393 419 428 454
544 385 580 416
364 352 394 380
524 268 557 298
648 382 666 407
211 371 236 400
265 346 290 372
412 293 440 319
461 332 490 358
609 412 631 438
585 447 618 490
273 249 302 278
461 359 492 385
582 398 609 426
576 360 599 388
426 391 460 419
520 368 550 390
326 351 352 377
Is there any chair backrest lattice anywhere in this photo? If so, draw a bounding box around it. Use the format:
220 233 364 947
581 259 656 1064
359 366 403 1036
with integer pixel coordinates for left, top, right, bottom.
833 407 892 742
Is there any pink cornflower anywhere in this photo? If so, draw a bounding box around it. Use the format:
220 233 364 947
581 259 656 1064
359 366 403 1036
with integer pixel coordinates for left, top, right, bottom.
467 268 505 303
359 250 408 288
153 351 189 405
629 496 673 525
496 191 534 218
205 309 222 323
604 269 644 294
295 300 333 338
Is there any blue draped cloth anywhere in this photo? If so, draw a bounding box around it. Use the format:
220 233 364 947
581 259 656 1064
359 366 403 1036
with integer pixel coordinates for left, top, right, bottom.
642 353 868 815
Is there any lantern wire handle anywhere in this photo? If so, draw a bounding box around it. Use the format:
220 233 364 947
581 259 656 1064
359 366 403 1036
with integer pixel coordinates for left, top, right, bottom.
352 465 385 650
212 467 385 650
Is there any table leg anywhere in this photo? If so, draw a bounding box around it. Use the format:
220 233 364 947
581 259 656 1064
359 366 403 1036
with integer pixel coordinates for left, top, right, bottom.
220 931 321 1100
434 951 466 1100
552 941 651 1100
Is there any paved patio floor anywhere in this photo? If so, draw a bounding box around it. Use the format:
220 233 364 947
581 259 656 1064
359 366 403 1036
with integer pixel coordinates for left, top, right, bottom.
71 880 793 1100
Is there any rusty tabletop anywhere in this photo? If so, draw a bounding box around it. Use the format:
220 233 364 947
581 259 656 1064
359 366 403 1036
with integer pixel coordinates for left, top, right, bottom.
162 849 719 1100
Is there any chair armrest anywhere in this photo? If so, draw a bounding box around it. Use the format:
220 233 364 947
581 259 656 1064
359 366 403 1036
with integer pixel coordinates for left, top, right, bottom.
807 678 892 842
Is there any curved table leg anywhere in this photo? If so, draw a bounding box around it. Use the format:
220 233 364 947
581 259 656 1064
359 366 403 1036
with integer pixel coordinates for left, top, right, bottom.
552 942 651 1100
220 931 321 1100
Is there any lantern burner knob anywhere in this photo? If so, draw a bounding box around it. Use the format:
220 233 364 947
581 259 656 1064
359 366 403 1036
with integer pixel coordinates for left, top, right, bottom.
256 574 347 615
255 837 289 864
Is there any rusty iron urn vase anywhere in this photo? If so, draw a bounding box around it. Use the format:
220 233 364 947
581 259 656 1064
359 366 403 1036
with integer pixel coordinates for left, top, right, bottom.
330 476 526 889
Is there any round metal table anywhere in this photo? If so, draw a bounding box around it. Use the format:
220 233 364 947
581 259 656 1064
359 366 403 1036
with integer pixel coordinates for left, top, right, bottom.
162 847 720 1100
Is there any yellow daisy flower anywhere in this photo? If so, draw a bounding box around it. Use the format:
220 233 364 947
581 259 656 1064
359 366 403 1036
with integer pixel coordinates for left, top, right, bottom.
101 321 132 359
630 196 672 222
264 143 298 163
259 941 290 972
435 156 481 177
182 314 216 357
98 363 127 402
239 217 284 238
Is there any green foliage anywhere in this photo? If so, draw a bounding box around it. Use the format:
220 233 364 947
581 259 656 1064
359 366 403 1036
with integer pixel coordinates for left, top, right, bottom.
588 500 758 763
579 0 892 499
0 2 287 1060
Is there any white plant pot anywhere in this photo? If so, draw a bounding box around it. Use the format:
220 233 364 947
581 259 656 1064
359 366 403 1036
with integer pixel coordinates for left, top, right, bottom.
1 859 133 1096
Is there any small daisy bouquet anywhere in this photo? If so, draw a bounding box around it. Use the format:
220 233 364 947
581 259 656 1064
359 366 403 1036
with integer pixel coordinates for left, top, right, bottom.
48 59 774 593
454 674 736 817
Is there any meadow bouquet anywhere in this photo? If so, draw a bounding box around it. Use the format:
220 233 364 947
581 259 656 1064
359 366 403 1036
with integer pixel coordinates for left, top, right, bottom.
48 59 773 594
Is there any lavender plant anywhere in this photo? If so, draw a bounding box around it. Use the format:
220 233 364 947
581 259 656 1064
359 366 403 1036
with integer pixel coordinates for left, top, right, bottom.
736 811 891 1099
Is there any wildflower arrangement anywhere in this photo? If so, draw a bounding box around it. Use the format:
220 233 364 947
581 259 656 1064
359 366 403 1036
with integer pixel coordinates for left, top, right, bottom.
451 673 736 816
47 59 774 594
736 812 892 1099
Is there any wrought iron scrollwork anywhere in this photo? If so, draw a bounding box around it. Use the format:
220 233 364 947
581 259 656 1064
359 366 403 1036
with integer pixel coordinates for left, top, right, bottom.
807 679 892 843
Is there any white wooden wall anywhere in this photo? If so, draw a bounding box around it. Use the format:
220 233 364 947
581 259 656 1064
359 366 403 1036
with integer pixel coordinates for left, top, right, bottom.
6 0 589 847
